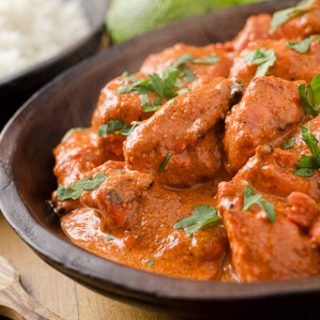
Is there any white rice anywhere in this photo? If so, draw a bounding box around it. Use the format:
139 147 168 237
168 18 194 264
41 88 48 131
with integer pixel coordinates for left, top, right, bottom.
0 0 90 80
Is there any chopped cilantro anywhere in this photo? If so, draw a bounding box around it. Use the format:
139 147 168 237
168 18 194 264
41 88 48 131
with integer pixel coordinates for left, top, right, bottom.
287 37 312 53
116 53 202 105
98 120 132 137
105 234 114 241
171 54 194 68
244 48 276 77
242 185 277 222
281 137 295 150
295 124 320 176
181 65 197 82
192 54 219 65
120 121 140 136
57 173 107 201
159 152 173 172
295 168 315 177
147 259 155 267
143 104 161 112
270 0 316 34
174 205 220 236
298 74 320 117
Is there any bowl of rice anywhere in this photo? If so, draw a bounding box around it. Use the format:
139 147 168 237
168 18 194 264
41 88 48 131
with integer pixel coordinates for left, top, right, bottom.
0 0 108 127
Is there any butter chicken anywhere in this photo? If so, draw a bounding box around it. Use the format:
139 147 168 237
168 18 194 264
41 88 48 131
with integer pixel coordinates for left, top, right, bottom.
51 0 320 282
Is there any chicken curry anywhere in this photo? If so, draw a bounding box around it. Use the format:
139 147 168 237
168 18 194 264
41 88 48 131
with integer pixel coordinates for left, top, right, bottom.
51 0 320 282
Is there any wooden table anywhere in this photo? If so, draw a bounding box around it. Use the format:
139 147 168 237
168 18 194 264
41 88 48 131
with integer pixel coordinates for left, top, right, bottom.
0 213 176 320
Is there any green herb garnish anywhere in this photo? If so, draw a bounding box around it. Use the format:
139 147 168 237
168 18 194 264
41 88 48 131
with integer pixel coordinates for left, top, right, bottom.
242 185 277 222
159 152 173 172
287 37 312 53
270 0 316 34
244 48 276 77
105 234 114 241
57 173 107 201
98 120 134 137
62 127 86 142
295 124 320 176
116 53 200 110
171 54 194 68
177 88 190 95
120 121 140 136
174 205 220 236
281 137 296 150
298 74 320 117
147 259 155 267
295 168 315 177
192 54 219 65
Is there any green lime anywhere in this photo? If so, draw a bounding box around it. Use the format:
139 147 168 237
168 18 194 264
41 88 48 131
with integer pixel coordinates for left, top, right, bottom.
106 0 261 44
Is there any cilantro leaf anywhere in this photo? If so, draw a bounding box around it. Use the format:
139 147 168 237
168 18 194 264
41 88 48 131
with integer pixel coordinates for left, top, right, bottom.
174 205 220 236
298 74 320 117
143 105 160 113
192 54 219 65
159 152 173 172
171 54 194 68
295 124 320 177
116 54 198 104
259 199 277 222
171 55 197 82
147 259 155 267
310 74 320 108
140 94 163 113
181 65 197 82
270 0 316 34
98 120 133 137
281 137 295 150
57 173 107 201
119 121 140 137
301 124 320 160
244 48 276 77
287 37 312 53
297 154 315 168
243 185 262 212
242 185 277 222
295 168 315 177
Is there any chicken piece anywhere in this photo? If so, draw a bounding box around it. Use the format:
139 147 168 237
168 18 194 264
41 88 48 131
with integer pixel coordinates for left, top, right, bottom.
140 43 232 80
224 76 304 173
91 73 155 128
124 78 242 187
230 39 320 83
53 128 116 186
232 14 272 52
233 2 320 51
218 115 320 281
287 192 320 228
52 160 125 213
80 163 154 232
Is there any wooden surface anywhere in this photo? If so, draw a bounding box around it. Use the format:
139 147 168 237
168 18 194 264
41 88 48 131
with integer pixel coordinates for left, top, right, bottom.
0 213 176 320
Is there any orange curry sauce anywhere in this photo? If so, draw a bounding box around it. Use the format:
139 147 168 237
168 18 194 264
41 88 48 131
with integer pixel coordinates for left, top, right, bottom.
52 1 320 282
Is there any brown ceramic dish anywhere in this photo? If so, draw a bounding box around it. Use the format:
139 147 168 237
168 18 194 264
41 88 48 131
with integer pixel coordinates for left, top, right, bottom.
0 0 108 128
0 0 319 318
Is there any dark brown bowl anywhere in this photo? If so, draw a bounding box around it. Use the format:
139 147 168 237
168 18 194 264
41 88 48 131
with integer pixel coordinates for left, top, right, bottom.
0 0 108 128
0 0 319 318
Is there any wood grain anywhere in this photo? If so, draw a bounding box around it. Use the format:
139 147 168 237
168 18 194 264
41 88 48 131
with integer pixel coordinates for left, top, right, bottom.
0 213 175 320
